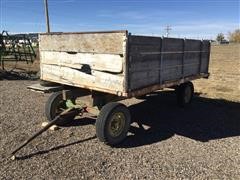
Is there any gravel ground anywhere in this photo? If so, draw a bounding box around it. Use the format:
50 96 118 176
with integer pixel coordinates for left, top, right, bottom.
0 79 240 179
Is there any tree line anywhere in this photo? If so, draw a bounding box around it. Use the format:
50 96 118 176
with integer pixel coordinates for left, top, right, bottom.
216 29 240 43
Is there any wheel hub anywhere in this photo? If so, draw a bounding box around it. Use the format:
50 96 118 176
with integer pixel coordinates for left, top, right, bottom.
108 112 125 137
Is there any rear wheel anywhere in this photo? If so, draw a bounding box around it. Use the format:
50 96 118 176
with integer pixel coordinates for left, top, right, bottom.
96 102 131 145
176 82 194 107
45 91 76 126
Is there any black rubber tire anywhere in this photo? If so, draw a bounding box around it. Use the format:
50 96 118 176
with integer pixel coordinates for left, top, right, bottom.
176 82 194 107
96 102 131 146
45 91 75 126
40 80 59 87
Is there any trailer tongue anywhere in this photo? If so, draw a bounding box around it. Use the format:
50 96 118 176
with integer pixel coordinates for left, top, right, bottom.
10 105 86 160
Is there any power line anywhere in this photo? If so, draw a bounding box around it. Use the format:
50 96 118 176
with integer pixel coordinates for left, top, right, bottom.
164 25 172 37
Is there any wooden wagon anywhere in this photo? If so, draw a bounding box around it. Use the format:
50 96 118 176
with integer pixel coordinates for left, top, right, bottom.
36 30 210 145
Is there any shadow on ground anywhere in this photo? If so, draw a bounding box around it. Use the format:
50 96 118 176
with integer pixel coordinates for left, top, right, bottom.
119 91 240 148
14 91 240 159
42 91 240 149
13 117 96 160
16 136 96 160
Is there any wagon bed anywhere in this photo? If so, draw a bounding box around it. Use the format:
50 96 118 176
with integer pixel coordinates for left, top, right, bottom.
39 30 210 97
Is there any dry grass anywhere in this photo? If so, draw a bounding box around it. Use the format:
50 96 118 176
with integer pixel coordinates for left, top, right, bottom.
194 44 240 102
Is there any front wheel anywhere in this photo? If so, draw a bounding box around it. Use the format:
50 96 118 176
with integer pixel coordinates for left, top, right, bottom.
96 102 131 146
176 82 194 107
45 91 76 126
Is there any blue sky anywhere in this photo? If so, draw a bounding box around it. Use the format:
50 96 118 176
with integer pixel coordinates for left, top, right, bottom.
0 0 239 39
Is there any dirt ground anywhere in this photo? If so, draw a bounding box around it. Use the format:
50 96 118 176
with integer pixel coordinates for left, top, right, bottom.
0 44 239 179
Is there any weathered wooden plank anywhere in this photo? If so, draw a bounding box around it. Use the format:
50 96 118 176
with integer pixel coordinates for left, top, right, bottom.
184 61 200 76
41 64 124 92
130 54 160 63
162 54 183 67
39 32 127 54
184 40 201 63
40 51 123 73
183 40 201 76
130 35 161 45
183 63 200 76
130 45 161 55
27 83 63 93
161 66 182 81
162 38 184 52
184 39 201 51
200 41 210 73
184 54 200 76
125 73 209 97
129 70 159 90
130 60 159 72
130 70 159 81
160 38 184 81
161 38 184 69
128 36 166 90
128 35 161 90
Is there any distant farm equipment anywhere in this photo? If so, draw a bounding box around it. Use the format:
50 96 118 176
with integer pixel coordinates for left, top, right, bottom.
0 31 37 70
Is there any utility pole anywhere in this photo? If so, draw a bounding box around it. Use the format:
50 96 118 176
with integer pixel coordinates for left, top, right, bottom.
164 25 172 37
44 0 50 33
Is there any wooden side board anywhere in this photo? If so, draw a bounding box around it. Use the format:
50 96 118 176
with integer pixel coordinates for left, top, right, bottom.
39 31 210 97
40 51 123 73
127 35 210 91
41 64 125 94
161 38 184 81
39 32 127 55
128 35 161 90
183 39 201 76
200 41 211 73
40 31 128 95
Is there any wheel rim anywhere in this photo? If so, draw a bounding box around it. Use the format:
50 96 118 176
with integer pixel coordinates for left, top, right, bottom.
184 86 192 103
108 112 126 137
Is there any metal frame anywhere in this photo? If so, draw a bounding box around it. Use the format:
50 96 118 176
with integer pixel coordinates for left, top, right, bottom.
61 88 126 115
0 31 37 70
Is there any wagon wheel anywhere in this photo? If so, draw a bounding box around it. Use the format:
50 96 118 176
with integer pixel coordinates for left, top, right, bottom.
176 82 194 107
45 91 76 126
96 102 131 145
